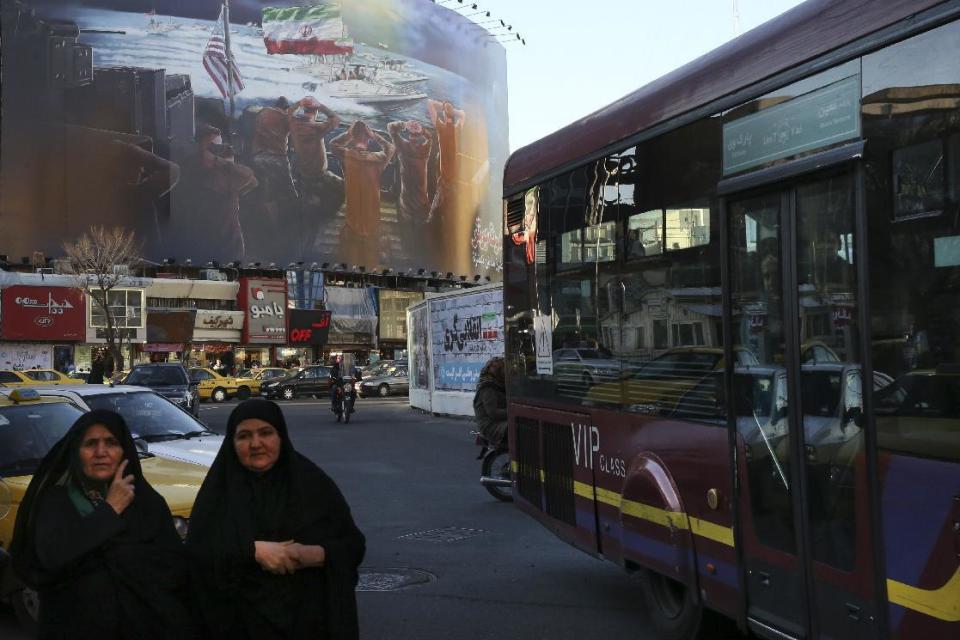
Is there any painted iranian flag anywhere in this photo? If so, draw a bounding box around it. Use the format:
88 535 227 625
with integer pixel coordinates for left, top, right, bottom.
262 4 354 55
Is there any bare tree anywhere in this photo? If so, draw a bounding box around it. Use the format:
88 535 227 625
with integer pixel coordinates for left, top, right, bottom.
63 226 142 374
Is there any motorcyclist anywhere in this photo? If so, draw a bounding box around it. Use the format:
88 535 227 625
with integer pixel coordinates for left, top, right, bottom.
330 356 342 415
473 357 507 447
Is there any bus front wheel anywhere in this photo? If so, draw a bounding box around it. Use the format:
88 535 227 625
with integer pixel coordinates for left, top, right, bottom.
637 568 702 640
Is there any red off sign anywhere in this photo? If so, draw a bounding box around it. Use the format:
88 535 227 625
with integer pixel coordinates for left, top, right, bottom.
289 328 313 343
287 310 332 346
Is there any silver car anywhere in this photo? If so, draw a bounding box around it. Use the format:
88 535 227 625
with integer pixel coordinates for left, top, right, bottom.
0 385 221 467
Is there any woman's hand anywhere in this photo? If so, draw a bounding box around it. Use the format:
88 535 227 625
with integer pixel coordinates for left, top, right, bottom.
254 540 298 575
105 459 135 515
287 543 326 568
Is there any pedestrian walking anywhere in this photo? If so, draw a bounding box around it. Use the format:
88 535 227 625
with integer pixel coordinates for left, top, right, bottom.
186 399 365 640
9 411 198 640
88 351 105 385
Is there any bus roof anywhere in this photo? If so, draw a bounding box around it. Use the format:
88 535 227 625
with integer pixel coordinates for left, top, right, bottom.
503 0 946 193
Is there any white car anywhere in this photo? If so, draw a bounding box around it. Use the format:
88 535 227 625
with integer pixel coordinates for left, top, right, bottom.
552 348 621 385
0 385 222 467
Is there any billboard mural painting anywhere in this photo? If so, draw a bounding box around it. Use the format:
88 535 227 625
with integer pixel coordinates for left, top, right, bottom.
430 287 503 392
1 1 508 277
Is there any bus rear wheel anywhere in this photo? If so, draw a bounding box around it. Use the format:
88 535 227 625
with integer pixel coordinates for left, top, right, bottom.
637 569 702 640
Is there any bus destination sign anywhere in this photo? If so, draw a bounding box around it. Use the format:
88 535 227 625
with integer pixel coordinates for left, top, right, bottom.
722 75 861 175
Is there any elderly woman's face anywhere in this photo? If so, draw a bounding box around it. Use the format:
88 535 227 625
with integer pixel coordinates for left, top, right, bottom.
234 418 281 473
79 424 123 483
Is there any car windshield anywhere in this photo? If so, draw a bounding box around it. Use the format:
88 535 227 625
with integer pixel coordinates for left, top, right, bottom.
576 350 602 359
0 402 85 476
125 366 187 386
84 392 210 441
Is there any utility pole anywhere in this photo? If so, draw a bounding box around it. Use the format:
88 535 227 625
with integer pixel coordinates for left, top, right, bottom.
733 0 742 37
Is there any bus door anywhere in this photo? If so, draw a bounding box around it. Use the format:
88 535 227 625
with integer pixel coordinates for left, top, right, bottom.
726 168 880 639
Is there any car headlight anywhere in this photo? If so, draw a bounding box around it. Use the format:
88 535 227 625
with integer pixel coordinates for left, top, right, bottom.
172 516 189 540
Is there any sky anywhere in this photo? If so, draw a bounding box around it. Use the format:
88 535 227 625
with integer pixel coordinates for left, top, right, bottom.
461 0 808 151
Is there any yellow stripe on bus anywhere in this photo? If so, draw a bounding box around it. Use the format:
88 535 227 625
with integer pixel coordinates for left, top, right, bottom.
887 569 960 623
514 461 957 621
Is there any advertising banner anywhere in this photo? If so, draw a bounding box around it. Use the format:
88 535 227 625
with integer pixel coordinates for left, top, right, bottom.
146 310 196 343
0 286 86 341
4 1 508 277
408 303 430 390
288 309 332 346
430 287 502 392
239 278 287 344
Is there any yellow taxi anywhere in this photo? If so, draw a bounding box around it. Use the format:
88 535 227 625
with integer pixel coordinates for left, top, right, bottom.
584 347 760 413
0 388 207 629
189 367 262 402
0 369 86 387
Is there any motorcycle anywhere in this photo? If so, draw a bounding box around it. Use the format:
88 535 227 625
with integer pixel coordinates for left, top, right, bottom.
473 430 513 502
333 378 357 423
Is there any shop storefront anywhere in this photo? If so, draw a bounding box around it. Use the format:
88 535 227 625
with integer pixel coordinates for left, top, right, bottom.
190 309 244 370
84 287 146 372
142 310 196 363
0 284 86 370
239 278 287 367
377 289 423 360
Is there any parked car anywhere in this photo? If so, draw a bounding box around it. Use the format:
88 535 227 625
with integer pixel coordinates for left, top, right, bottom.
0 388 208 631
360 365 410 397
122 363 199 417
552 348 620 385
361 360 396 380
189 367 262 402
261 365 332 400
252 367 290 382
0 369 85 388
0 385 222 467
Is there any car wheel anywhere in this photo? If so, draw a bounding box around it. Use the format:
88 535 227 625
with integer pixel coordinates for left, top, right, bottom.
236 386 251 400
281 387 296 400
582 372 594 386
378 384 390 397
212 387 227 403
12 587 39 635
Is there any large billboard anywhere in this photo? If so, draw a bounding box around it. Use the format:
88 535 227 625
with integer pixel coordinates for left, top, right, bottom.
429 285 502 391
1 1 508 276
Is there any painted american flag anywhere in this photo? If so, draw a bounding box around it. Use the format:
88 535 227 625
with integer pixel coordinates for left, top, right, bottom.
203 6 245 98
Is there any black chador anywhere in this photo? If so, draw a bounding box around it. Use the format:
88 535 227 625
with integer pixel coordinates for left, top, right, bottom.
186 400 366 640
10 411 198 640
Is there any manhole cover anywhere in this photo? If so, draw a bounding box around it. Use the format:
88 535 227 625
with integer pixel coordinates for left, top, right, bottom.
357 568 436 592
398 526 487 543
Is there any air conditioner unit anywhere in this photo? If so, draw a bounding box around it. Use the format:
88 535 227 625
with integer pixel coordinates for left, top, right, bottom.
52 258 75 275
201 269 227 281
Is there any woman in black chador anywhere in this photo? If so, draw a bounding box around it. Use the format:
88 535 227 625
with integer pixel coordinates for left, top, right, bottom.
186 399 365 640
9 410 198 640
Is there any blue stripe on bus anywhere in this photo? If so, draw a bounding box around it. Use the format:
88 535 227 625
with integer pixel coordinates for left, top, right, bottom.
882 455 957 585
602 516 739 588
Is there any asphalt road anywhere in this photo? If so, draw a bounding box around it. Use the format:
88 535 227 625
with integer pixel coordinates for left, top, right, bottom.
2 396 743 639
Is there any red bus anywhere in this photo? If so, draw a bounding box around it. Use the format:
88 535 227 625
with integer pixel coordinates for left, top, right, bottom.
501 1 960 638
